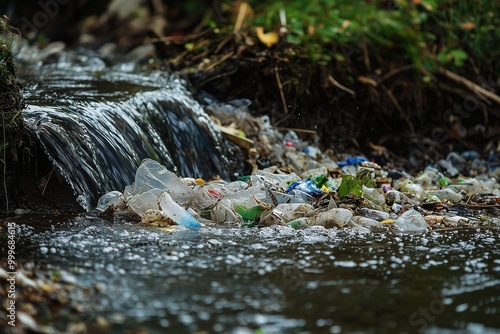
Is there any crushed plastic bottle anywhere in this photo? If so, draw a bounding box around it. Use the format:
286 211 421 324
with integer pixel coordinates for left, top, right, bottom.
394 209 428 232
358 208 391 221
313 208 353 228
351 216 379 228
362 185 387 211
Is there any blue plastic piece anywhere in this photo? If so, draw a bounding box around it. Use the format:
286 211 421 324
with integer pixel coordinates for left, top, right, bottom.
460 151 478 160
337 156 369 167
286 179 324 197
177 214 202 229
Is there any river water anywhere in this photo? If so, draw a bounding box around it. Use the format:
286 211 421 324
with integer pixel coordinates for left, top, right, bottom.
2 46 499 333
18 48 240 210
5 214 500 333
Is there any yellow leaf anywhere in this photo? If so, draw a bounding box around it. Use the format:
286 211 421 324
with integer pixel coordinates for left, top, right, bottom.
255 26 279 47
461 21 475 30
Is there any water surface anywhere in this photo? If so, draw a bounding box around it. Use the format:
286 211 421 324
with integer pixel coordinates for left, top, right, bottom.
4 215 499 333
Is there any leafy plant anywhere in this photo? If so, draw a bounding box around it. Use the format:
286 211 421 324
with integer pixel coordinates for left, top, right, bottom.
338 170 376 198
236 0 499 72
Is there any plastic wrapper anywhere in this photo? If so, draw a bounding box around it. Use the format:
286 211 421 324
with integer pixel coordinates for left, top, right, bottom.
286 179 324 197
260 203 314 226
127 188 162 216
191 186 222 210
211 198 242 223
130 158 194 207
96 191 125 212
255 170 299 189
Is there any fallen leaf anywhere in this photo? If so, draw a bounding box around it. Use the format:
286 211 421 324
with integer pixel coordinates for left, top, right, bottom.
255 26 279 47
461 21 475 30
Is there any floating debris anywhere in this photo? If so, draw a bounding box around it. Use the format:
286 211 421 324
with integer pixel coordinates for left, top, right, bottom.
96 98 500 233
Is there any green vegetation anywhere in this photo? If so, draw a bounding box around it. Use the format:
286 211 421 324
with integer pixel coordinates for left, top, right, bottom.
338 170 376 198
246 0 500 71
166 0 499 165
0 16 24 213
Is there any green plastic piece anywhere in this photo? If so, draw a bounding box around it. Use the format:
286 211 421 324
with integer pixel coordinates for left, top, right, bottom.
438 177 450 187
234 205 265 222
324 178 339 191
289 217 310 229
200 210 212 219
237 175 252 183
311 174 328 188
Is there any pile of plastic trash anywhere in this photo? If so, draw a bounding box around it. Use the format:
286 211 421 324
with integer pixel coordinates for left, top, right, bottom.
97 99 500 233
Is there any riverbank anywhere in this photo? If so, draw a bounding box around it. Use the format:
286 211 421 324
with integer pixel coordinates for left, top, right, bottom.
2 1 500 169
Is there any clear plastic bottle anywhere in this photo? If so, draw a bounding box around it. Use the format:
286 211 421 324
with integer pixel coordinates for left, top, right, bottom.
159 192 201 229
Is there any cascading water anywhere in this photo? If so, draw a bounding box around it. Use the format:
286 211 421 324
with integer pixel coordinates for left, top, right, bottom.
18 50 239 210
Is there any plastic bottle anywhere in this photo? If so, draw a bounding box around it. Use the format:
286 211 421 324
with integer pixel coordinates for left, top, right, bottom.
289 217 312 229
158 191 201 229
426 188 462 203
358 207 390 221
351 215 379 227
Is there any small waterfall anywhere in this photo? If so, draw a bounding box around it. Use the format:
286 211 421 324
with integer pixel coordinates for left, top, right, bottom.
20 53 238 210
